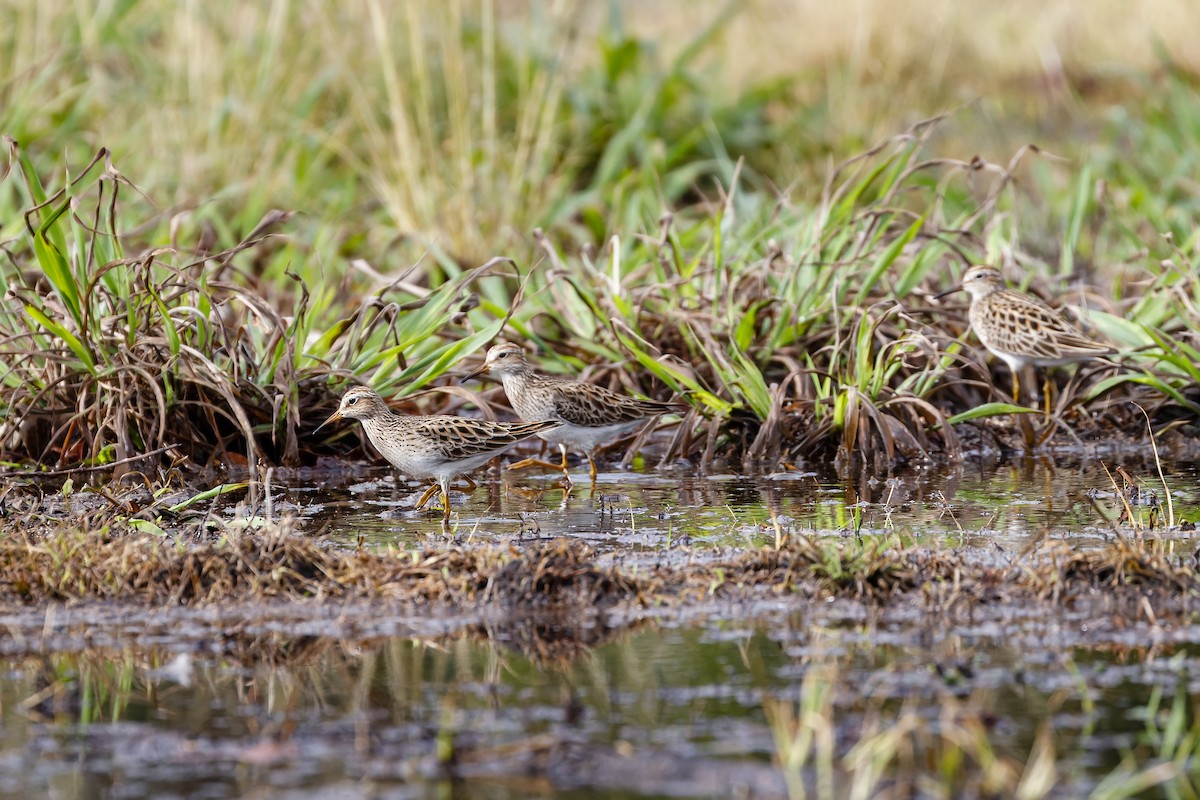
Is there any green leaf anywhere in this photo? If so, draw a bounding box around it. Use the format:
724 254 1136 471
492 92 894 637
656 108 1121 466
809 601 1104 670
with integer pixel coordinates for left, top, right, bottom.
1061 165 1092 278
734 300 767 351
728 348 772 420
853 214 924 305
1080 310 1154 350
1085 374 1200 415
168 483 250 513
614 328 730 413
386 319 505 396
946 403 1041 425
31 219 85 331
129 519 169 537
25 305 96 373
153 294 181 356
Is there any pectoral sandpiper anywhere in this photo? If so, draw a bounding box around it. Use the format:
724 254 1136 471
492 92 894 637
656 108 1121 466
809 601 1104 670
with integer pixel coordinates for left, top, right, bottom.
464 343 685 484
936 266 1115 404
316 386 560 521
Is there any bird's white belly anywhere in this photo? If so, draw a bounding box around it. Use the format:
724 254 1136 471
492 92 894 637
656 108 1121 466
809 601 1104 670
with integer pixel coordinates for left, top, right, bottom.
540 420 643 453
366 432 500 482
983 344 1077 370
984 347 1030 372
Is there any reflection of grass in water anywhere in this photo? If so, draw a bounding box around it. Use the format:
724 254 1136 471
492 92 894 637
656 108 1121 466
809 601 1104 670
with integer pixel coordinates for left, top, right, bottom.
764 649 1200 799
764 666 1033 797
10 625 1199 797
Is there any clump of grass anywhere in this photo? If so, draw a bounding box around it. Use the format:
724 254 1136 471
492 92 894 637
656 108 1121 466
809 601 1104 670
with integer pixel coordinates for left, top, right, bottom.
685 533 1198 605
0 491 1194 608
3 1 791 275
3 8 1198 473
4 116 1199 475
496 118 1197 465
0 520 641 607
0 142 517 472
348 2 785 269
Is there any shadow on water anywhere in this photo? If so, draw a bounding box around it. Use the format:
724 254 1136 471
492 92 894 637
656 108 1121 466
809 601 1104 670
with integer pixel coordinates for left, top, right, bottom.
2 453 1199 797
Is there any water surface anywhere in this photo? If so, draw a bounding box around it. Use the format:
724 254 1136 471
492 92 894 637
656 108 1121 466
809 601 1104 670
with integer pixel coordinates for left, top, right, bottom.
289 455 1200 552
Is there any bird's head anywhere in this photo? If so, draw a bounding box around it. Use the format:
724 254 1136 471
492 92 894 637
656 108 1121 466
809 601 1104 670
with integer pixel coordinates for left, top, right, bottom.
936 265 1006 301
316 386 387 430
463 342 530 381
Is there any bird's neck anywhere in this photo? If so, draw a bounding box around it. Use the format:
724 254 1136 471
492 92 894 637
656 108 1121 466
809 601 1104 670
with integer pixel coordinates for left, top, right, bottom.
969 286 1003 302
500 366 534 387
358 416 394 449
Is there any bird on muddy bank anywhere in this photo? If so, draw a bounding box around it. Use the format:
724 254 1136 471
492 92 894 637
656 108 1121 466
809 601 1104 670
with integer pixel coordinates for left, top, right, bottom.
316 386 560 522
463 342 686 486
935 265 1116 405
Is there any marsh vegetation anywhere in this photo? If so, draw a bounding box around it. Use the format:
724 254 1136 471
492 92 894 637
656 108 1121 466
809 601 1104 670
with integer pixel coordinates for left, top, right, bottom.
2 1 1200 797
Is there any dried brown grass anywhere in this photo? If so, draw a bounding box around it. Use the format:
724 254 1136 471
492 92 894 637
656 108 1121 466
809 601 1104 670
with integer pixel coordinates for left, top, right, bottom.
0 520 1193 613
0 524 638 608
693 535 1198 608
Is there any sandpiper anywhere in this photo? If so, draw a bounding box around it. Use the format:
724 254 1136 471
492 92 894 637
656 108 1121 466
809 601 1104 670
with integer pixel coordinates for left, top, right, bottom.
936 265 1115 404
316 386 560 522
464 343 685 484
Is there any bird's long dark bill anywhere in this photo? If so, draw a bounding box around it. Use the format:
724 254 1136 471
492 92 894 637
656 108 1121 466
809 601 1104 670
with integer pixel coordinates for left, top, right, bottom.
460 364 489 383
314 409 342 433
933 284 963 300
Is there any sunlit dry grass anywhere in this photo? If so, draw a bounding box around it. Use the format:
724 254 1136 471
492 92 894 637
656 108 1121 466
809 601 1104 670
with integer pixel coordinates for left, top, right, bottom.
0 498 1192 607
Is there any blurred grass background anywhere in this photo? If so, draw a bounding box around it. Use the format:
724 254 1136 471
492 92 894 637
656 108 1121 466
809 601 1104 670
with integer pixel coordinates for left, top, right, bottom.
5 0 1199 269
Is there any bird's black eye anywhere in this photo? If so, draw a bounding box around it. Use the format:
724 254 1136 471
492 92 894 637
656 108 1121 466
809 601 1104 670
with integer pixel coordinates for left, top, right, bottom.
347 396 358 405
497 351 509 359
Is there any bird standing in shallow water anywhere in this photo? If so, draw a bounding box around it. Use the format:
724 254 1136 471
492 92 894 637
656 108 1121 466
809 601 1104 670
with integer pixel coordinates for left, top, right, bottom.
316 386 560 522
464 343 685 485
936 265 1115 405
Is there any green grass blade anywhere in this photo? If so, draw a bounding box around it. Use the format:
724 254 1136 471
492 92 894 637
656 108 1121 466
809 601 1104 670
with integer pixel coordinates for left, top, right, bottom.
946 403 1040 425
25 304 96 373
853 214 923 306
168 483 251 513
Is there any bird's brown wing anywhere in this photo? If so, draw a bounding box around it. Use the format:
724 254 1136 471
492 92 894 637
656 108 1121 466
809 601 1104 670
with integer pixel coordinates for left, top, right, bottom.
414 416 559 461
549 381 681 428
986 293 1114 360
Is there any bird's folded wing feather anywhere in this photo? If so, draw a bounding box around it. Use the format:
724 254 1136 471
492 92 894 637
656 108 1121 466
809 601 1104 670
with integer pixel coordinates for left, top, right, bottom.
551 382 678 427
415 417 557 460
1022 304 1113 358
994 296 1113 358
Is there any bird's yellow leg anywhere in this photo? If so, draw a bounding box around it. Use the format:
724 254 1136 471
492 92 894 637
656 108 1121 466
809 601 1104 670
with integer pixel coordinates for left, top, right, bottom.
508 457 569 471
1042 375 1053 423
459 475 477 491
587 455 598 486
1007 369 1037 449
438 478 453 522
510 448 571 473
414 483 440 510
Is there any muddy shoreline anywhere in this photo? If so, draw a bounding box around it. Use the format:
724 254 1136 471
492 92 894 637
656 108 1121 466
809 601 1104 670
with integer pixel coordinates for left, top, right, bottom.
0 531 1193 649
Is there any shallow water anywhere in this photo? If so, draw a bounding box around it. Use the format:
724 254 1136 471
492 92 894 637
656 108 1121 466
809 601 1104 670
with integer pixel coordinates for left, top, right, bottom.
289 455 1200 552
3 605 1200 798
3 454 1200 798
